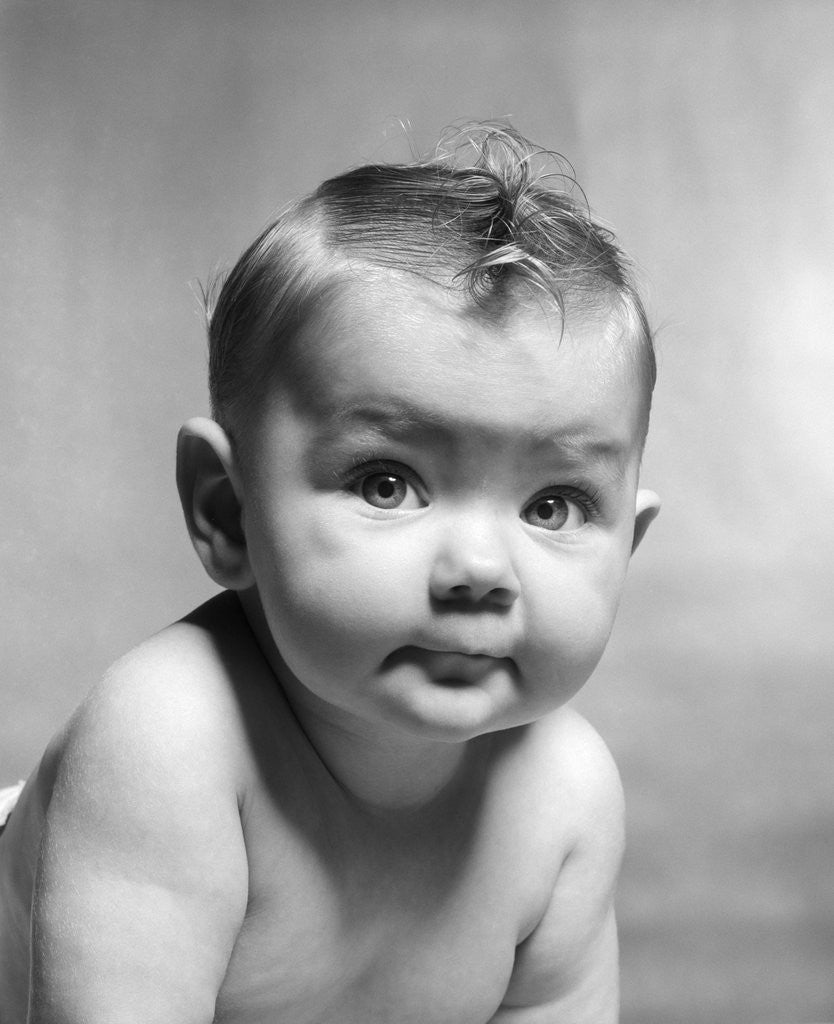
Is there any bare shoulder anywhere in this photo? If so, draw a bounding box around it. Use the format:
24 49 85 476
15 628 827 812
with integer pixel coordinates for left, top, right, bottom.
25 592 261 1020
492 709 624 1022
521 706 624 850
42 590 258 897
58 592 255 795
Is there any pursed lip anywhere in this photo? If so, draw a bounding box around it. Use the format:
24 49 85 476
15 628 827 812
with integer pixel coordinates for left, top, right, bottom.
409 633 517 661
418 645 510 660
384 645 519 682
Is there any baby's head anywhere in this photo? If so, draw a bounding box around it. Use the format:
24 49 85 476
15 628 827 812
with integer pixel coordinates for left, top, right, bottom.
179 126 660 741
206 125 655 455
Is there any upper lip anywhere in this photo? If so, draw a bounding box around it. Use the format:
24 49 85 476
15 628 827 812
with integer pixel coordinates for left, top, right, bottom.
410 643 513 661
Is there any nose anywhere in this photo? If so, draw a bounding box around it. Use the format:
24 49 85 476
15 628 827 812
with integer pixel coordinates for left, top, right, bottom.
429 508 520 608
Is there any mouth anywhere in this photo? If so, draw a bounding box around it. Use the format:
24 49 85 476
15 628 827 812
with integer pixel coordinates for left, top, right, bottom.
384 645 518 687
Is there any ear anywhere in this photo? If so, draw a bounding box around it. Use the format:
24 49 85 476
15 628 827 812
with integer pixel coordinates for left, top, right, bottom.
176 417 255 590
632 488 660 554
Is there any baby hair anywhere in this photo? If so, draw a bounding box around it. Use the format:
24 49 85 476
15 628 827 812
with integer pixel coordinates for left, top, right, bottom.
206 124 655 444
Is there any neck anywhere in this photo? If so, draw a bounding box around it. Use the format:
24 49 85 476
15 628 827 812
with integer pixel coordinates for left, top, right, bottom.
298 709 479 814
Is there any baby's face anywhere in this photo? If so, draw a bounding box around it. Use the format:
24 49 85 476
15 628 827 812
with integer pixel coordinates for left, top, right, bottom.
239 278 652 742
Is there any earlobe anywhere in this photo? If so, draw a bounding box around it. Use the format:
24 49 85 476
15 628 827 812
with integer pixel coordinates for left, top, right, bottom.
632 488 660 554
176 417 255 590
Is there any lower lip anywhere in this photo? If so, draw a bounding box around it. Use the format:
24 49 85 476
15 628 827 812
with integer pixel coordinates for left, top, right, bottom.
385 646 514 686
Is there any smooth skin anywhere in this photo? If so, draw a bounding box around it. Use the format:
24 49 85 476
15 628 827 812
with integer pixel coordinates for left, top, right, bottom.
0 275 658 1023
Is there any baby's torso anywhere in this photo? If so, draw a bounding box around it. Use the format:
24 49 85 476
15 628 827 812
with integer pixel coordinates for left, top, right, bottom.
213 728 566 1024
217 829 516 1023
0 727 573 1024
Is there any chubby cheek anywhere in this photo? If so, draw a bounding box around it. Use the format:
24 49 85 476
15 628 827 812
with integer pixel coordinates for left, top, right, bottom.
523 543 630 696
248 510 425 678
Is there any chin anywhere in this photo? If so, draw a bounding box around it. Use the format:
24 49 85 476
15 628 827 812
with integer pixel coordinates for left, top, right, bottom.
377 675 533 743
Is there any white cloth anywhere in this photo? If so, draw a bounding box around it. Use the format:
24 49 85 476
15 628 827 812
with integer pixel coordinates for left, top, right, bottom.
0 781 25 828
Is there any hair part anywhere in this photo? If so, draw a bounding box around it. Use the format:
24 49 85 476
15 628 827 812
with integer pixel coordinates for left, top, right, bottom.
206 124 656 444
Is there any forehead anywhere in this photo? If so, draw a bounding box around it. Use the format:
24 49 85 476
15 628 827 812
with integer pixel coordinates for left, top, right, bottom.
276 274 646 457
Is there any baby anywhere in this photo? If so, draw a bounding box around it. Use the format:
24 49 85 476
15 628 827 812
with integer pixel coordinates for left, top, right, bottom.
0 126 659 1023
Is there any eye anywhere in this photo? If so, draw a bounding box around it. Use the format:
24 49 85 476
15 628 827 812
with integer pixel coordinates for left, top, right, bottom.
522 494 587 532
355 471 424 510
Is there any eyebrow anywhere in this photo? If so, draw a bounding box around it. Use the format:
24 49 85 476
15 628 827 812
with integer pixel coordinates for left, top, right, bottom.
328 400 450 439
318 399 631 473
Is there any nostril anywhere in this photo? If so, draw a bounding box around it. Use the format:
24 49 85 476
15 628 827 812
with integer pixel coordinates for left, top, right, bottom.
487 586 518 608
444 583 517 608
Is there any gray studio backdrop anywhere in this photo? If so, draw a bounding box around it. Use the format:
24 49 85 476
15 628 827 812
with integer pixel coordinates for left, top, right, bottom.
2 3 832 1022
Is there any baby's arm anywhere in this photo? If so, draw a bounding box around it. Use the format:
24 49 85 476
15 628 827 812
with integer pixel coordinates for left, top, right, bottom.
28 653 249 1023
490 717 625 1024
